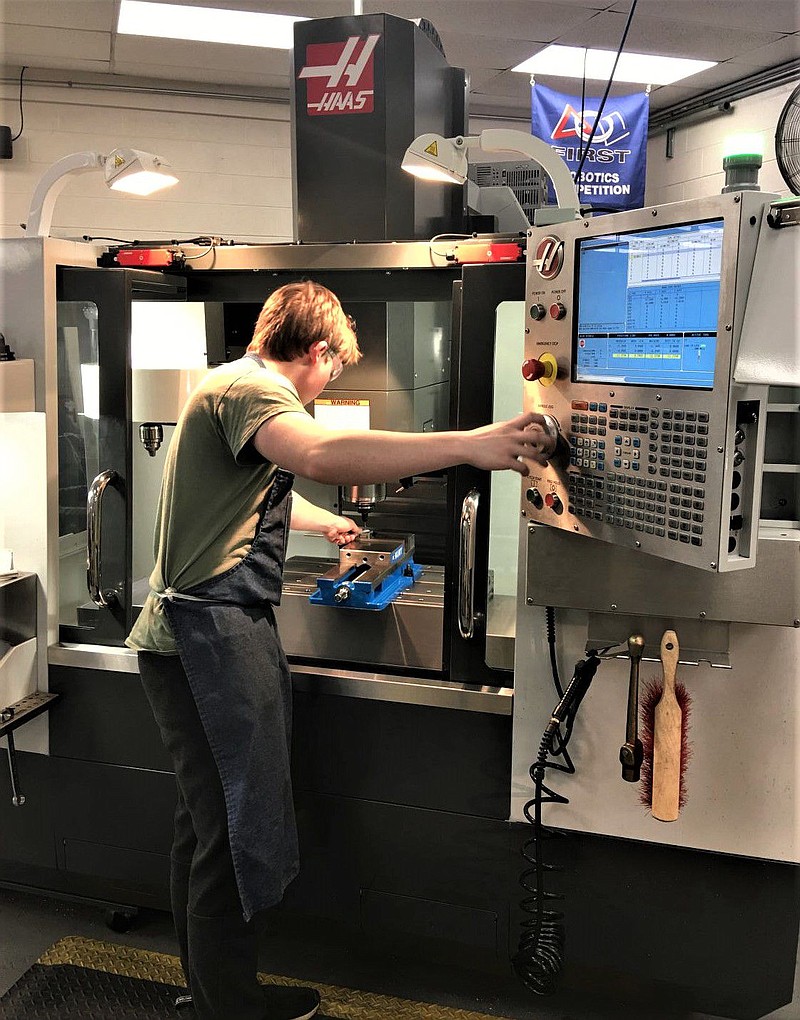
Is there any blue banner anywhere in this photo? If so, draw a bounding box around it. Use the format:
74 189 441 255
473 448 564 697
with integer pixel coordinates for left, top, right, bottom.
531 84 649 212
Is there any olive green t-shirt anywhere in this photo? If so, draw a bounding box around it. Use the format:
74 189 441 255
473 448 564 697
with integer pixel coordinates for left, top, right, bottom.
126 357 308 655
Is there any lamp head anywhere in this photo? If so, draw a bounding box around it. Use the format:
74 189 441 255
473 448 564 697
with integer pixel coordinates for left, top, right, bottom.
104 147 178 195
401 133 468 184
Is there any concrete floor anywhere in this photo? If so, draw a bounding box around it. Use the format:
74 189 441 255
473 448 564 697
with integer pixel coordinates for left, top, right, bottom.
0 885 797 1020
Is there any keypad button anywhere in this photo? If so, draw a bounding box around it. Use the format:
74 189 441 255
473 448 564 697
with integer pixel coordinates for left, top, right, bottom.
698 412 709 422
656 527 665 537
698 424 709 435
668 530 679 540
691 537 702 546
674 410 685 421
663 410 673 419
679 534 690 543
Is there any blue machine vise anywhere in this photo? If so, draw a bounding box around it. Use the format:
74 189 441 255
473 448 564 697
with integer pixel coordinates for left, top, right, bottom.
310 535 422 611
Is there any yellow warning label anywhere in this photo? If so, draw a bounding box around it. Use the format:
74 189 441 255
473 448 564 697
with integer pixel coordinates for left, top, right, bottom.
315 399 369 407
424 140 439 157
114 154 126 168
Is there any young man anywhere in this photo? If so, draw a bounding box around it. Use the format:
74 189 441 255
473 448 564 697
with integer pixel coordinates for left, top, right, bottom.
127 281 559 1020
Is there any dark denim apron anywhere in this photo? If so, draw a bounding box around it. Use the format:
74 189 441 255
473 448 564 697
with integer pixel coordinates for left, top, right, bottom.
159 467 298 922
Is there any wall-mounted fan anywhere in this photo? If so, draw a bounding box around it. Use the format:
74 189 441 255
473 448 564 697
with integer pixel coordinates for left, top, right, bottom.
775 82 800 195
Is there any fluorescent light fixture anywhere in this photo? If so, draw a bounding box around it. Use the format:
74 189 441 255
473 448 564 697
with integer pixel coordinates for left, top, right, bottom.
25 148 179 237
118 0 308 49
513 45 716 86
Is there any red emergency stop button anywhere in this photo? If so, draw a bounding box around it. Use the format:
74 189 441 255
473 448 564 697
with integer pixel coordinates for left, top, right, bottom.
521 352 558 386
522 358 546 381
549 302 567 320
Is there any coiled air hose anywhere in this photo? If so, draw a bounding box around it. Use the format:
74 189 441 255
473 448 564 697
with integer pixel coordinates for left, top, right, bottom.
513 607 603 995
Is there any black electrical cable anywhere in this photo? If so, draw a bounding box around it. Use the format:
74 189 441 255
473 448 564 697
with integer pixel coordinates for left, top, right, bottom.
575 49 588 193
573 0 638 188
546 606 562 698
513 648 602 995
10 66 26 141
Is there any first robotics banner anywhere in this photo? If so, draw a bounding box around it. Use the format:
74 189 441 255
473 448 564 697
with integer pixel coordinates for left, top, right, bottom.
531 85 649 212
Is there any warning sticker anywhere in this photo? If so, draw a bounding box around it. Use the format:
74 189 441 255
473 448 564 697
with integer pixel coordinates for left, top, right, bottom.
314 398 370 431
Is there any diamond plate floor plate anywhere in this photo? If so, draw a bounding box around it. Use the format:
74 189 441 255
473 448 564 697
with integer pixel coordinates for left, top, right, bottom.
0 936 516 1020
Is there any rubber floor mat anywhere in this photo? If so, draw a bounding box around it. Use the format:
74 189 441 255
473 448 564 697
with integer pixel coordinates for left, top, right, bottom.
0 936 516 1020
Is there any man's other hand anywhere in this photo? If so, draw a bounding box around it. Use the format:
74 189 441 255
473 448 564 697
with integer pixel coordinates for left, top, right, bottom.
323 516 362 546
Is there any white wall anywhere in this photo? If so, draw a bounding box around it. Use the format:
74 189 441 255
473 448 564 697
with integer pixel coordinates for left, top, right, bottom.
645 82 795 207
0 77 293 242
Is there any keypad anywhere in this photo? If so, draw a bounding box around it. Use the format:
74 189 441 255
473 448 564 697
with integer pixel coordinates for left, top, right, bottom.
566 402 709 547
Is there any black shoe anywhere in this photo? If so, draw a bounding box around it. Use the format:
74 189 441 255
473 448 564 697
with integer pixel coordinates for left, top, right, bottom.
261 984 321 1020
174 985 320 1019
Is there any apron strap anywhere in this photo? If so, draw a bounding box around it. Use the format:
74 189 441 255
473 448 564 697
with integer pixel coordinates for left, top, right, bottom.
154 587 216 604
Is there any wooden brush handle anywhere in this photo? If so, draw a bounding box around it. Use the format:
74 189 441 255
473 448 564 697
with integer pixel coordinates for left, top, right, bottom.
660 631 679 696
652 630 681 822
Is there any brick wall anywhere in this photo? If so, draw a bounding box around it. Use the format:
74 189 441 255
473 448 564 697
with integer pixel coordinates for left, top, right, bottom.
0 79 293 241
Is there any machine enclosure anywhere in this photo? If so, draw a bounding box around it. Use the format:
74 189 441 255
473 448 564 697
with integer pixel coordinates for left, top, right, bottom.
291 14 466 242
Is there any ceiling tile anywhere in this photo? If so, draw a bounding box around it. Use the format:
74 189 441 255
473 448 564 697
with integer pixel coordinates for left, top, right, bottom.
555 9 785 61
366 1 604 44
113 35 292 78
3 23 111 62
609 0 799 34
445 33 551 70
1 0 116 31
725 32 800 68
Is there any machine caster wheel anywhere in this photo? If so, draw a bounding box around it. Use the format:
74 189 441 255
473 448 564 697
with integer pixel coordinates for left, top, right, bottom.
105 908 137 933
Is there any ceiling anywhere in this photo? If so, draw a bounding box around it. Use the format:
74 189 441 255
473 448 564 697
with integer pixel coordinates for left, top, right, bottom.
1 0 798 119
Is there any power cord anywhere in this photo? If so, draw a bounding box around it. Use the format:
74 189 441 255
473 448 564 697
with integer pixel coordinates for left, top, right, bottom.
573 0 639 189
10 66 26 142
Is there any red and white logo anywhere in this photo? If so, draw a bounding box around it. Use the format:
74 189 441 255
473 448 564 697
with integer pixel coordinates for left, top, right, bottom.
298 34 379 116
535 236 564 280
551 104 630 146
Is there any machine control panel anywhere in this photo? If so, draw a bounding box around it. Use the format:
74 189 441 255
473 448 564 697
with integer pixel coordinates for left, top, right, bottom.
523 194 769 572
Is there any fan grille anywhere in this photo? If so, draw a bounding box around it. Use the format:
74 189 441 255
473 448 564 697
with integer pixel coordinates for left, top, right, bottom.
775 82 800 195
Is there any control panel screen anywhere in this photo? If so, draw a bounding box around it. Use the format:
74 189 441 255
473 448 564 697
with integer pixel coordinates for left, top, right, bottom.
574 219 724 388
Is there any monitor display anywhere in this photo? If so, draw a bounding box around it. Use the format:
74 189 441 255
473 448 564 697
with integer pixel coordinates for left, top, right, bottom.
574 219 724 388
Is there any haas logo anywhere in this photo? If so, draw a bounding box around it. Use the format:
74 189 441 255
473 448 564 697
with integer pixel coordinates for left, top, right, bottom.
298 35 379 116
551 104 630 146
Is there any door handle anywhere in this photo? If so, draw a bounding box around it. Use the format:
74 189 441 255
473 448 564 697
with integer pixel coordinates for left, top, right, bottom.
87 469 120 608
458 488 480 640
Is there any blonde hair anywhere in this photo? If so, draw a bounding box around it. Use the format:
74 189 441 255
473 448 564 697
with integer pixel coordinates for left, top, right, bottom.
247 281 361 364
